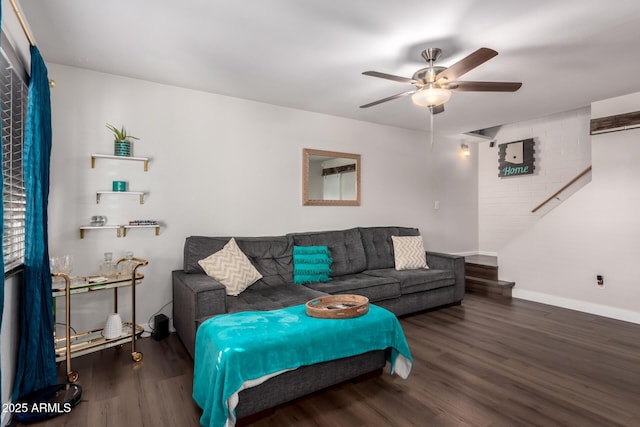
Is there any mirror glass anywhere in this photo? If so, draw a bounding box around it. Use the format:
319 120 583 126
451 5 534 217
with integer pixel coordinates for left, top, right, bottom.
303 148 360 206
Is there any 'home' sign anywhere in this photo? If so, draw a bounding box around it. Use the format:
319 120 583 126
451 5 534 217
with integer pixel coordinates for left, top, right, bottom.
498 138 535 177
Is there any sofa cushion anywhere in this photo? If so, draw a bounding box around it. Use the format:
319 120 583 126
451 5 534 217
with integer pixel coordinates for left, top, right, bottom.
225 279 327 313
198 238 263 296
184 235 293 280
288 228 366 277
303 273 401 302
358 227 421 270
364 268 455 294
391 235 428 270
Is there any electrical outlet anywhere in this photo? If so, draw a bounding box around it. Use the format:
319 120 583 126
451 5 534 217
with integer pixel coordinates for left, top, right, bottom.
434 200 440 210
596 275 604 288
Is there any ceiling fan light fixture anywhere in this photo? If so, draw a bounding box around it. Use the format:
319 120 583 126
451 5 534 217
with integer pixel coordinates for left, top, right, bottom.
361 47 521 111
411 87 452 107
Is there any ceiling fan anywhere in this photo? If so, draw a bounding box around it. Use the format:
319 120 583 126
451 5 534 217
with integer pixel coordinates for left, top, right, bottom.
360 47 522 114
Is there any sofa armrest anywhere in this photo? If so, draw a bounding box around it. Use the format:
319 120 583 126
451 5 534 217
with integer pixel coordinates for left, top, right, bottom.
172 270 227 358
426 252 465 302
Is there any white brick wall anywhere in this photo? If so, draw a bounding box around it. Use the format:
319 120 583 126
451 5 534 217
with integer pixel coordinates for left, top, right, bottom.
478 107 592 252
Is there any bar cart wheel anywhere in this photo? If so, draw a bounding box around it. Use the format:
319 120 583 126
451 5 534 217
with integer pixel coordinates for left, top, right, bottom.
132 351 143 362
67 371 79 383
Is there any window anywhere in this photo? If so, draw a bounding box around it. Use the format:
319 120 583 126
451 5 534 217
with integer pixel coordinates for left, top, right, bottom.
1 34 28 273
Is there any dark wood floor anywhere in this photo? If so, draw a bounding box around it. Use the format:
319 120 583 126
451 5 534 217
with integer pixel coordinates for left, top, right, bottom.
16 294 640 427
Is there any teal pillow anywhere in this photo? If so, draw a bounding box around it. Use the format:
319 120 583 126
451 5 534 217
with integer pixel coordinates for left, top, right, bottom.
293 246 333 284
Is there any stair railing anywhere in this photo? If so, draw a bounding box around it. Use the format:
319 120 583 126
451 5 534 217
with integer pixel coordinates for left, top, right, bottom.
531 166 592 213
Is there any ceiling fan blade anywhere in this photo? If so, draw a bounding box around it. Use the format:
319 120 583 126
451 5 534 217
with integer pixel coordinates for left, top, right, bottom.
446 81 522 92
362 71 417 84
360 90 417 108
435 47 498 82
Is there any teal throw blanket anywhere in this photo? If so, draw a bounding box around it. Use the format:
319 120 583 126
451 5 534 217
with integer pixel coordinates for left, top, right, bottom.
193 304 412 427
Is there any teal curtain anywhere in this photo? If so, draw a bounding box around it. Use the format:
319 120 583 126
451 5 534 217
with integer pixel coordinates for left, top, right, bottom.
12 45 57 399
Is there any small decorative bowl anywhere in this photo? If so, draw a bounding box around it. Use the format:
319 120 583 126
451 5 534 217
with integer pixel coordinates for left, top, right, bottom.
90 215 106 226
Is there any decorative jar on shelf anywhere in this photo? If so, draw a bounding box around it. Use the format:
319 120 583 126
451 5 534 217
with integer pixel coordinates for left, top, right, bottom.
99 252 117 277
118 251 137 277
112 180 127 191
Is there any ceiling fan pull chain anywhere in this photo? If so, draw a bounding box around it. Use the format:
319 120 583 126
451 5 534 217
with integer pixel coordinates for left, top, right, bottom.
429 108 434 151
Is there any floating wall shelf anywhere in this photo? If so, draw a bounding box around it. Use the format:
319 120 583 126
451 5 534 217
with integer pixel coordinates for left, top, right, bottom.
79 224 160 238
79 225 122 238
96 191 146 204
123 224 160 237
85 151 162 239
91 153 150 171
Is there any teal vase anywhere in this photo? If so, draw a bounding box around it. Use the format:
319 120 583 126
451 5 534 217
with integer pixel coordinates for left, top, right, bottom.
114 140 131 157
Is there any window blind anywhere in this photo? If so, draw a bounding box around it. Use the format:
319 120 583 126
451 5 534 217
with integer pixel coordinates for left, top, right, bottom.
1 40 28 273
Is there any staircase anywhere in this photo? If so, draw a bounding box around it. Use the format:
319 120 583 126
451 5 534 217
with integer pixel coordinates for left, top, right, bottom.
465 255 515 298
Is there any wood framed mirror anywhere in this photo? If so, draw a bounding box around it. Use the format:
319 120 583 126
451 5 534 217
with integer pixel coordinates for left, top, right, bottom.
302 148 361 206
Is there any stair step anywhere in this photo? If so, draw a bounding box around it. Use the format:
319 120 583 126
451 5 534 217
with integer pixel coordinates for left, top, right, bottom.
465 263 498 281
466 276 515 288
464 255 498 267
465 275 515 299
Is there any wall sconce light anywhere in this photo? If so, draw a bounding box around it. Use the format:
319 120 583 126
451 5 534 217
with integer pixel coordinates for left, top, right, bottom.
461 143 470 157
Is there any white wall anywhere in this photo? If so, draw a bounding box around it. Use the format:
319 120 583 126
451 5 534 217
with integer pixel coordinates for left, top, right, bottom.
478 108 592 252
46 64 478 333
500 92 640 323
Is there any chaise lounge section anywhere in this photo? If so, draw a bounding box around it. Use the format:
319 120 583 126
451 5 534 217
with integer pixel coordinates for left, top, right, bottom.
172 226 464 420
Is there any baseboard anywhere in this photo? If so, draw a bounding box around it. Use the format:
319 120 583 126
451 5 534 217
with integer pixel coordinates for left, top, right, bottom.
513 289 640 325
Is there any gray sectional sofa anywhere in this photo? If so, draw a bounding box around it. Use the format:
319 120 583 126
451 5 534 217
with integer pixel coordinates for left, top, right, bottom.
172 226 464 420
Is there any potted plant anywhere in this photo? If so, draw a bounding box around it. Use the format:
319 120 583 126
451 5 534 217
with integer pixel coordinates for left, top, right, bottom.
106 123 139 157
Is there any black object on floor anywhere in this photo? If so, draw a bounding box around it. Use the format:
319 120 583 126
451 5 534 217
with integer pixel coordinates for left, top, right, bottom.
153 313 169 341
14 383 82 423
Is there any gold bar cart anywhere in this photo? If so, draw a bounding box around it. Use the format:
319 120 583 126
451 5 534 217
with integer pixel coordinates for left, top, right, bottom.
52 257 149 383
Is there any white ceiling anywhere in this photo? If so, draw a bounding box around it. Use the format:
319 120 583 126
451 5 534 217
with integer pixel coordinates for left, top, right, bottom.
17 0 640 136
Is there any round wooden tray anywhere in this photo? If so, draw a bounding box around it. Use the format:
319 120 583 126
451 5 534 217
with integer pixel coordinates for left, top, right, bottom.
305 294 369 319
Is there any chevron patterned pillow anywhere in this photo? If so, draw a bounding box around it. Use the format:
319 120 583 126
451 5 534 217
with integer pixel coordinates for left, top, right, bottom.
198 238 263 296
391 235 429 271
